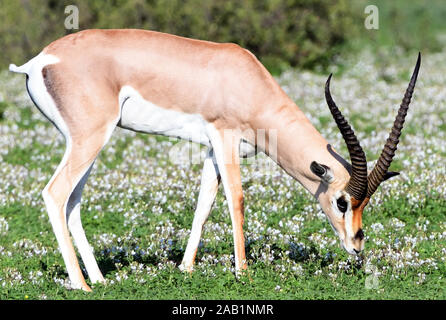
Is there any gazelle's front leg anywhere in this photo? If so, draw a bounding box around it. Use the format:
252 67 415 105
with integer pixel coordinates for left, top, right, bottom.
207 125 247 272
180 149 221 272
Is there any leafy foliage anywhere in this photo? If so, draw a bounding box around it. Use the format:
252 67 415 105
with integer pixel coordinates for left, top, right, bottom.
0 0 361 73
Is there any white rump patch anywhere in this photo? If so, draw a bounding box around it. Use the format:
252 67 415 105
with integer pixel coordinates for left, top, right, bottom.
18 52 67 136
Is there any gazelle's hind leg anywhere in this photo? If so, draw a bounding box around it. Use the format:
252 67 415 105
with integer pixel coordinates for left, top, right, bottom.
42 146 86 290
24 56 122 291
180 149 221 272
43 124 117 291
66 163 104 284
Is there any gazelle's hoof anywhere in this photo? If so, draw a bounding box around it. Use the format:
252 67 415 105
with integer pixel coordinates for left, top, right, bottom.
82 284 92 292
179 263 194 273
91 274 106 285
70 280 92 292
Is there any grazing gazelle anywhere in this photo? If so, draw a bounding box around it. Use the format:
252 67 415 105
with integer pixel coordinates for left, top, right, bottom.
10 29 420 291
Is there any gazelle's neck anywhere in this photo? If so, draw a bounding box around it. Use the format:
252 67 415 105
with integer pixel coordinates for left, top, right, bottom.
252 102 350 196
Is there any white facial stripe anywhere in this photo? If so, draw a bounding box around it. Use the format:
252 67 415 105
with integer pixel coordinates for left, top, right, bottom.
339 192 355 239
344 207 354 239
331 190 350 217
328 190 356 243
118 85 210 146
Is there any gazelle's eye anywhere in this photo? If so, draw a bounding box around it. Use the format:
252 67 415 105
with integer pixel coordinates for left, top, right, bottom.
337 197 348 213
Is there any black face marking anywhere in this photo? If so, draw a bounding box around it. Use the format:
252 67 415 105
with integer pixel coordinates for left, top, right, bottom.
354 229 364 241
337 196 348 213
327 144 351 174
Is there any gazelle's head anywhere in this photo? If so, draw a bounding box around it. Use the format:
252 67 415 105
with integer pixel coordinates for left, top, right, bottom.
310 53 421 255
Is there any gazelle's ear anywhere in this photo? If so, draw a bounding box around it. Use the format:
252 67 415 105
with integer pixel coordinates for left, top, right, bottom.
310 161 334 183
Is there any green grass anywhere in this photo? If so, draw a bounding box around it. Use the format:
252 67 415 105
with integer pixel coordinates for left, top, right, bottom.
0 188 445 299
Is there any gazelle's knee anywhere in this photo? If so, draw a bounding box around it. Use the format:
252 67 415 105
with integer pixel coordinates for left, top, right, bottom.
42 187 58 216
42 185 69 228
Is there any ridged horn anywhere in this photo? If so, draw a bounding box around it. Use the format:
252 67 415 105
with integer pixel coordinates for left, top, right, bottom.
367 53 421 198
325 74 368 201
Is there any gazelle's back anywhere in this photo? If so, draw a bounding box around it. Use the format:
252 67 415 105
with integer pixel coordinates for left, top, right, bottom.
42 29 285 126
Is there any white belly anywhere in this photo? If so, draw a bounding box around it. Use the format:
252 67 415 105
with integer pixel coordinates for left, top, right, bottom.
118 85 258 157
118 85 211 146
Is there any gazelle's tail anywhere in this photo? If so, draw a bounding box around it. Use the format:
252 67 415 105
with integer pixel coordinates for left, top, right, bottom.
9 63 29 74
9 55 40 74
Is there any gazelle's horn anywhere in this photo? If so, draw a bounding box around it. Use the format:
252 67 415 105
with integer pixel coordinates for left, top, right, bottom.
367 53 421 198
325 74 368 201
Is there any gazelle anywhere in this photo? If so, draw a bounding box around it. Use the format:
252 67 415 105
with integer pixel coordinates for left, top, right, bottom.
10 29 420 291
